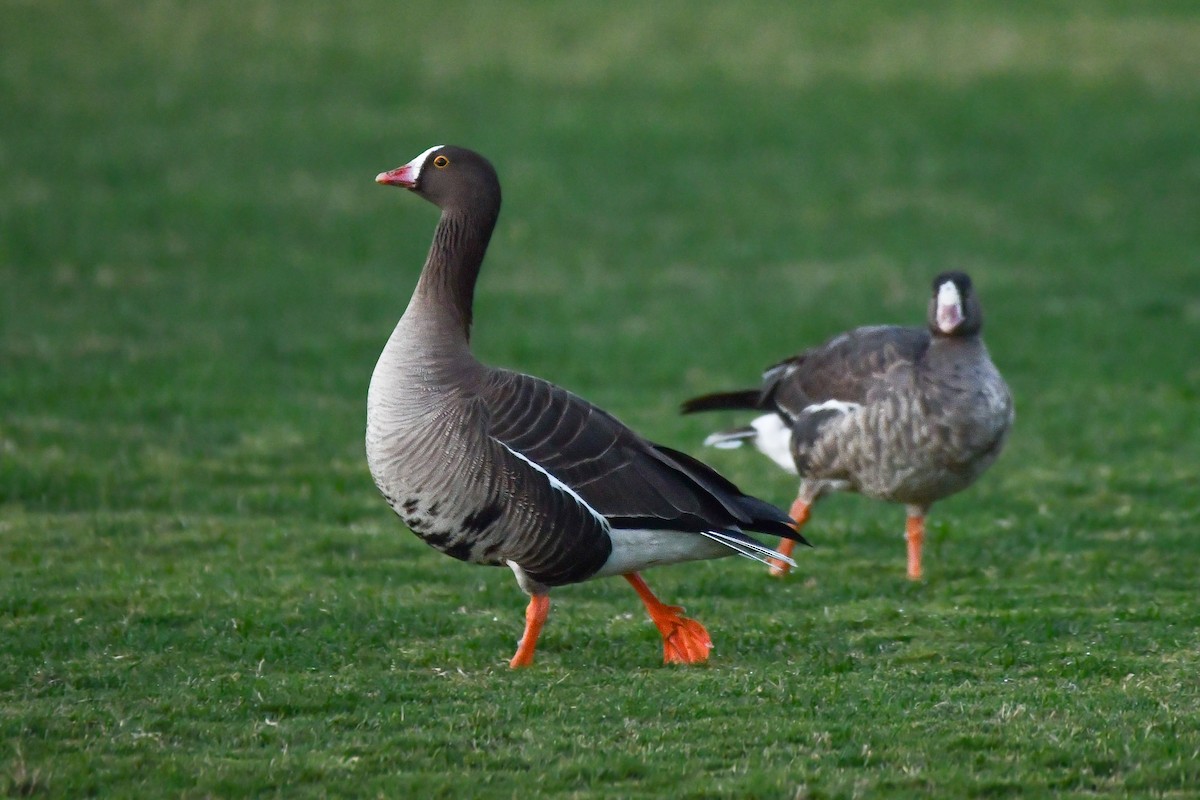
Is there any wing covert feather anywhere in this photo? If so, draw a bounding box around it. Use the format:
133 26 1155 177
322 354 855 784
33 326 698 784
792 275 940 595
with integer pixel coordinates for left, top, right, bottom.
481 369 795 538
765 325 930 414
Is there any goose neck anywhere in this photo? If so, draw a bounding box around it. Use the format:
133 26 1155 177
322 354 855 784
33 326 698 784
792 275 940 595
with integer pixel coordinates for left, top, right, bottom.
409 206 497 341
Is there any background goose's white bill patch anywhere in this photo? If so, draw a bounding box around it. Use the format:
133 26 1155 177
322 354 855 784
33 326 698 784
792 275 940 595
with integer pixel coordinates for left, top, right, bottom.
936 280 964 333
495 439 611 531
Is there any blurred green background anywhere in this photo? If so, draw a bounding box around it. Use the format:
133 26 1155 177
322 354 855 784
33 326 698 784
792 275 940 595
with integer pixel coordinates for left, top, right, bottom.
3 2 1199 797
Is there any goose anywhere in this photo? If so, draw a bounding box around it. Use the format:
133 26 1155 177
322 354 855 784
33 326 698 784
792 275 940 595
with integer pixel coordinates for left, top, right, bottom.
681 272 1013 581
367 145 808 667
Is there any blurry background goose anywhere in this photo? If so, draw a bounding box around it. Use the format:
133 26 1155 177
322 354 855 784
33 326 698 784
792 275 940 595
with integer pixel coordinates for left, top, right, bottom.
683 272 1013 581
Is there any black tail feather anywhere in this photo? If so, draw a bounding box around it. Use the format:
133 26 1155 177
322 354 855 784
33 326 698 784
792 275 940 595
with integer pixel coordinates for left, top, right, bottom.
680 389 764 415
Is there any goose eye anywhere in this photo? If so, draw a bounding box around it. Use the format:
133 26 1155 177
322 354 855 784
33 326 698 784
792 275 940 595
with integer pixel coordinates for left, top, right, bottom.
433 155 450 168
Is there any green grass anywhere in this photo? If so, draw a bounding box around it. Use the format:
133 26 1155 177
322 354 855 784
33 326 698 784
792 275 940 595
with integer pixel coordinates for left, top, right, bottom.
3 1 1200 797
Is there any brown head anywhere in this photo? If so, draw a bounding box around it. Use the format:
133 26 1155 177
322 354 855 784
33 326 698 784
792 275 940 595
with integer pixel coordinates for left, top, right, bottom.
927 271 983 337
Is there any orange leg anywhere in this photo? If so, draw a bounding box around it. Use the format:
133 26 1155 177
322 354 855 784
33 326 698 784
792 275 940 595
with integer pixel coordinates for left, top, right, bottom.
768 498 813 578
905 514 925 581
509 594 550 668
624 573 712 665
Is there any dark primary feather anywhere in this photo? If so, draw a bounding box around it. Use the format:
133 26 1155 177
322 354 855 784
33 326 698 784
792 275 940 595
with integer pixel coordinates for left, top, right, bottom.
650 443 802 542
482 368 803 543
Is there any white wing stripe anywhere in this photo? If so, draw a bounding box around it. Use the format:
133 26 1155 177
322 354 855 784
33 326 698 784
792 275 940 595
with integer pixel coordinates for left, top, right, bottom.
495 439 612 532
804 399 862 414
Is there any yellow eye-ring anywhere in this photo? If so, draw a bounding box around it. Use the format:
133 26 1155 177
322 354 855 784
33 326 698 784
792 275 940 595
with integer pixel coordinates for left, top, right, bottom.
433 155 450 168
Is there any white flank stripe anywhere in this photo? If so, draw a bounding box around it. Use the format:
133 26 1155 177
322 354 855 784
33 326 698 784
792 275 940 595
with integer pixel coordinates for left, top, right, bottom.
495 439 611 532
805 399 861 414
699 530 797 569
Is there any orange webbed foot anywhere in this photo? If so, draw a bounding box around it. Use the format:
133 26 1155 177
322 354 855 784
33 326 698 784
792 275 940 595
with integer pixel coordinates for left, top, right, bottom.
652 603 713 665
624 573 712 665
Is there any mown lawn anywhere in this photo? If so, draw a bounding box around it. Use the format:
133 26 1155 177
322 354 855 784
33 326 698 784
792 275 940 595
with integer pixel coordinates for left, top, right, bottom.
3 2 1199 797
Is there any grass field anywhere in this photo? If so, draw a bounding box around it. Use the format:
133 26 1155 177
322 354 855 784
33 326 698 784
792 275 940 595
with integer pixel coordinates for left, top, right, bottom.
3 1 1200 797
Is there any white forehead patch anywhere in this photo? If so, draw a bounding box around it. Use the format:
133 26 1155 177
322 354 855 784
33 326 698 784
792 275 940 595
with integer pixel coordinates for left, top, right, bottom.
935 280 965 333
406 144 445 179
937 280 961 309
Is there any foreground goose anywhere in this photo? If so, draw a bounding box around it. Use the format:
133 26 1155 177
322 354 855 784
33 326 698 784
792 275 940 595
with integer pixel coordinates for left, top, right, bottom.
681 272 1013 581
367 145 807 667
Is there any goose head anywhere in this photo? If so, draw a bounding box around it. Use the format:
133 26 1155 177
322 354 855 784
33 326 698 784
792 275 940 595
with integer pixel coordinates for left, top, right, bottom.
376 145 501 214
928 271 983 337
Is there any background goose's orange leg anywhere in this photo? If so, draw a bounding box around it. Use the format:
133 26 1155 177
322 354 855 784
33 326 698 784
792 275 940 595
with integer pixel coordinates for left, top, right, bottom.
906 513 925 581
769 498 812 577
624 573 712 665
509 594 550 668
